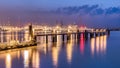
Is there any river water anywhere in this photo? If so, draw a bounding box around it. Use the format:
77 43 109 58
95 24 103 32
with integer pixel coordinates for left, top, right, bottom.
0 31 120 68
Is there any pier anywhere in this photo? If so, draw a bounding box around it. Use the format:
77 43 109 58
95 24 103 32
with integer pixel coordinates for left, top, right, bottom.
0 24 110 51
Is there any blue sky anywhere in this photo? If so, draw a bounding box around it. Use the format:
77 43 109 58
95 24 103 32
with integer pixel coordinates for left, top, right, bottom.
0 0 120 10
0 0 120 27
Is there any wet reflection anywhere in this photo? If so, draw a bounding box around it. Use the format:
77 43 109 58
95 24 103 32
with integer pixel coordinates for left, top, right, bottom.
90 35 107 56
52 46 58 68
17 51 20 59
103 35 107 54
51 35 62 67
100 36 104 53
90 37 95 56
6 53 11 68
24 50 29 68
96 36 100 53
32 50 40 68
57 35 62 53
80 33 85 55
0 30 110 68
43 44 48 55
66 35 74 63
23 48 40 68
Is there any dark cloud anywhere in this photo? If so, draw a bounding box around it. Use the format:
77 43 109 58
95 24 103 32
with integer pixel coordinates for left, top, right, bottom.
55 5 120 15
53 5 120 28
0 4 120 28
105 7 120 15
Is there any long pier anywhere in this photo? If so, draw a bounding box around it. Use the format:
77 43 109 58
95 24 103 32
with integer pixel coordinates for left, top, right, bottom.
0 24 110 51
31 25 110 44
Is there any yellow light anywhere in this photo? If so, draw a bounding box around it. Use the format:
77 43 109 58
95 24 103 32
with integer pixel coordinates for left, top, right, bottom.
103 35 107 54
32 51 40 68
90 38 95 56
24 50 29 68
6 53 11 68
66 40 73 63
56 26 59 29
52 46 58 67
68 25 72 29
96 37 99 53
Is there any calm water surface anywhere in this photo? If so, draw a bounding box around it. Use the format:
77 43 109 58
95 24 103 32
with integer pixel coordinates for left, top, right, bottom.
0 31 120 68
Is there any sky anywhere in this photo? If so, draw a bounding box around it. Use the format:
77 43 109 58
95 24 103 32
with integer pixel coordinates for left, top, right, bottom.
0 0 120 10
0 0 120 27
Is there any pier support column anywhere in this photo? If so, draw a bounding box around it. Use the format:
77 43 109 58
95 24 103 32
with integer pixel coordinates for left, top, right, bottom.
77 33 80 40
95 33 99 37
46 35 48 44
84 30 88 39
62 34 65 42
67 34 71 41
107 30 110 35
90 33 94 38
52 34 57 43
100 32 103 36
74 33 77 40
103 32 106 35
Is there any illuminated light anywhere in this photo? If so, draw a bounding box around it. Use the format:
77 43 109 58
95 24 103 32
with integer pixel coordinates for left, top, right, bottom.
90 37 95 56
96 29 99 32
80 33 84 55
68 25 72 33
103 29 106 32
57 35 62 47
33 29 35 36
24 50 29 68
70 34 74 42
79 26 86 32
68 25 72 29
103 35 107 54
96 37 100 54
17 51 20 59
15 31 18 41
100 36 104 53
91 29 94 32
66 40 73 63
6 31 10 43
32 51 40 68
1 31 4 43
56 25 60 29
43 44 47 55
52 46 58 67
6 53 11 68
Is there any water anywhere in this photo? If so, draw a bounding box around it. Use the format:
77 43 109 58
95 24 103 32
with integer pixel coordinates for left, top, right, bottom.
0 31 120 68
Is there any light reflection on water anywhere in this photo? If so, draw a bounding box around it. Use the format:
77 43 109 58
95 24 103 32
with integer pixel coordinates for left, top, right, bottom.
32 49 40 68
52 46 58 68
80 33 85 55
0 31 110 68
90 37 95 56
6 53 11 68
66 39 73 63
23 50 29 68
90 35 107 56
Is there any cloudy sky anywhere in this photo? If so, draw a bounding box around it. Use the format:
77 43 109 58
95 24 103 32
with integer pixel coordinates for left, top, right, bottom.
0 0 120 27
0 0 120 9
0 0 120 10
